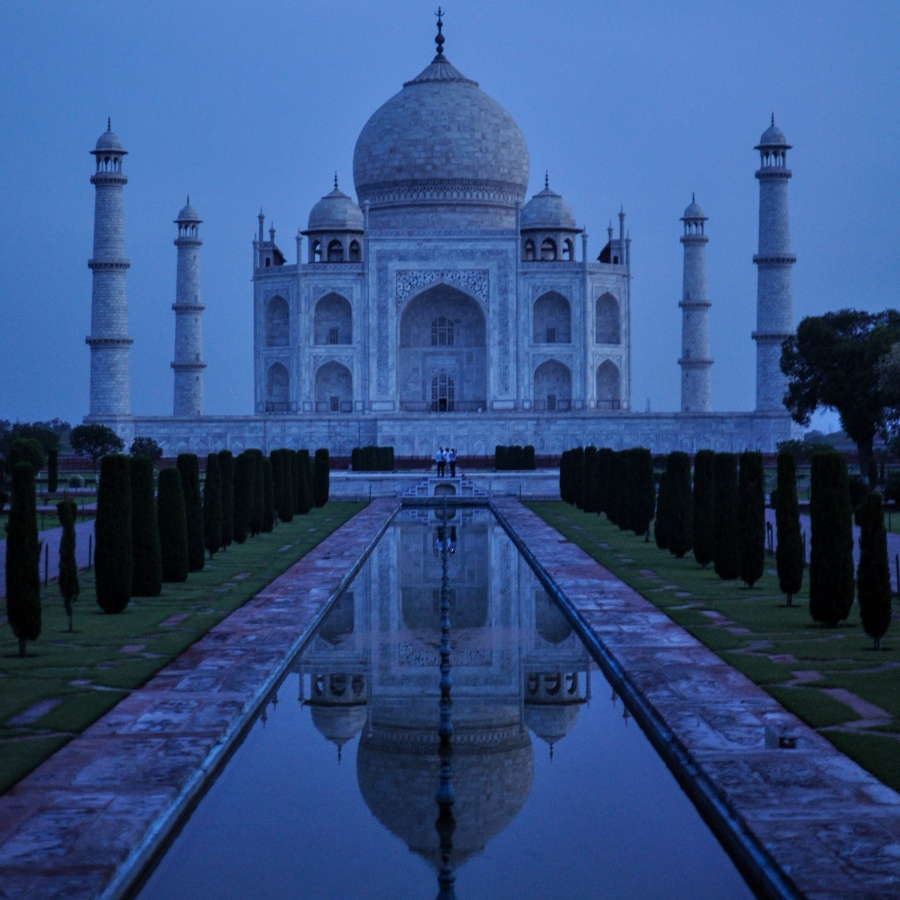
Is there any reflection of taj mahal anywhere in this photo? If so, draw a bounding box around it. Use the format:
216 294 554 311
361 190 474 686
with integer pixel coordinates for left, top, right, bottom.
293 511 591 866
86 16 797 455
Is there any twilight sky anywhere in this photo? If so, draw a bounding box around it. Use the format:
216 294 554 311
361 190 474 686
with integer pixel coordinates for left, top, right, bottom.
1 0 897 427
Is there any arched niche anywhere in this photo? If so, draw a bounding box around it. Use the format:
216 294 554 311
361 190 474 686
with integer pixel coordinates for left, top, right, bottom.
596 292 621 344
327 239 344 262
266 362 289 411
533 359 571 412
524 239 536 261
315 361 352 412
533 291 571 344
540 238 557 261
398 283 487 412
314 293 352 345
349 240 361 262
265 295 289 347
596 360 621 409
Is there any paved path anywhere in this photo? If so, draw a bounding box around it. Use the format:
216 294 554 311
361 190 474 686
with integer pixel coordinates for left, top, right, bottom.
0 520 94 598
495 498 900 900
0 498 398 900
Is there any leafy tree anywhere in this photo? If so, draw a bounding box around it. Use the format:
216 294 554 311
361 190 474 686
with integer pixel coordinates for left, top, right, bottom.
775 439 809 465
782 309 900 480
738 451 766 588
666 451 693 558
130 436 163 461
177 454 204 572
5 463 41 655
692 450 715 568
56 499 79 632
70 424 124 471
6 438 45 476
48 448 59 492
218 450 234 548
775 451 804 606
857 491 892 650
95 454 132 613
0 421 66 457
654 470 669 551
204 453 223 558
157 467 188 582
262 458 275 532
131 455 162 596
809 451 855 626
713 453 740 580
232 452 251 544
314 449 330 507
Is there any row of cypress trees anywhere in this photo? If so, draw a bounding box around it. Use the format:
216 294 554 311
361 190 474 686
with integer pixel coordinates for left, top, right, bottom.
495 445 536 471
352 446 394 472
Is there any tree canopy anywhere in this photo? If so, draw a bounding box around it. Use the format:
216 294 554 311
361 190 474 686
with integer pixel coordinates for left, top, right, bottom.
781 309 900 476
69 423 124 467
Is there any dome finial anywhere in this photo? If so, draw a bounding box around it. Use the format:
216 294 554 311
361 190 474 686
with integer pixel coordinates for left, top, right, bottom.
186 194 190 205
545 170 549 190
107 117 111 132
771 112 775 126
434 7 445 57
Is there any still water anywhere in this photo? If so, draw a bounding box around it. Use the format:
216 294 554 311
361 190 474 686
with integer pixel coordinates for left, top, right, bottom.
138 508 755 899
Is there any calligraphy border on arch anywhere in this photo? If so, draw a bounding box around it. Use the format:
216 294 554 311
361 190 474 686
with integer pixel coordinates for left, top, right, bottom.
395 269 490 313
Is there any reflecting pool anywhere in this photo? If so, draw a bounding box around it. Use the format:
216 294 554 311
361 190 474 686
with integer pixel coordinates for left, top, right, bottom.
137 508 755 899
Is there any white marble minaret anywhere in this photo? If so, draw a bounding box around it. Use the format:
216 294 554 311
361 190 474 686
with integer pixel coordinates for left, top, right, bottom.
753 116 796 411
678 195 713 412
87 120 132 419
171 198 206 416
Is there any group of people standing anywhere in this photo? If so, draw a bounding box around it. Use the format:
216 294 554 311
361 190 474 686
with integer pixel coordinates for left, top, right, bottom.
434 446 458 477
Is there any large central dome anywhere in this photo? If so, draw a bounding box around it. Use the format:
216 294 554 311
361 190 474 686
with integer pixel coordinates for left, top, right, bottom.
353 49 530 229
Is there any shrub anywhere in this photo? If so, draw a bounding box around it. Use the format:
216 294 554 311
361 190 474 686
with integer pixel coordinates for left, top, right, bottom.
56 499 79 632
857 491 892 650
713 453 740 580
583 447 598 513
809 451 855 626
218 450 234 548
6 438 45 476
68 474 84 489
177 454 205 571
666 451 693 558
692 450 715 567
262 458 275 532
654 470 668 550
204 453 223 557
95 454 132 613
232 452 251 544
314 448 330 507
738 451 766 588
524 445 536 471
130 436 163 461
775 451 804 605
48 448 58 492
496 445 508 471
157 467 188 582
131 455 162 596
6 462 41 655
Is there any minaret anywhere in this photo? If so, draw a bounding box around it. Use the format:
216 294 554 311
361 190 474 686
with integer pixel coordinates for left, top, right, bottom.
86 120 133 419
171 197 206 416
753 115 796 411
679 195 713 412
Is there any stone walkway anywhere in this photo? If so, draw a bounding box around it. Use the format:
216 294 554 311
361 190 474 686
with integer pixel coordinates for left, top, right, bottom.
0 498 398 900
494 498 900 900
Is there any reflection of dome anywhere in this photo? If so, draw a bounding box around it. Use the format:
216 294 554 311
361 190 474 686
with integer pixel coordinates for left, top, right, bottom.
317 592 354 645
521 185 577 231
307 186 364 232
357 729 534 868
525 704 581 747
534 591 572 645
310 704 367 749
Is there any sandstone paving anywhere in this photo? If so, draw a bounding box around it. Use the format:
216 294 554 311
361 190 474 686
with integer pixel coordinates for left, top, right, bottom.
0 498 398 900
494 497 900 899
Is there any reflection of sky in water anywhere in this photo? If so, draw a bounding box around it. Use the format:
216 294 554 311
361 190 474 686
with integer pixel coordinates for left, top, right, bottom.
138 509 754 900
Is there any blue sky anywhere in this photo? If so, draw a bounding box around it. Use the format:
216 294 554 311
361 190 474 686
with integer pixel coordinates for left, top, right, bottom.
1 0 897 427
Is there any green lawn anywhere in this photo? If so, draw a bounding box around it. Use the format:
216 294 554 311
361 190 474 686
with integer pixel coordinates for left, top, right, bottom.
0 502 365 795
527 501 900 792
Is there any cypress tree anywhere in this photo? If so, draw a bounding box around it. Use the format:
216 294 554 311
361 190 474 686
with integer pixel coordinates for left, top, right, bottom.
572 447 585 510
157 467 189 582
524 445 536 471
204 453 223 557
6 462 41 655
496 445 508 471
713 453 740 580
809 451 855 626
666 451 693 558
558 450 568 501
654 470 669 550
314 448 330 507
857 491 892 650
48 448 59 493
262 458 275 532
583 447 598 513
56 499 79 632
633 448 656 537
305 451 316 510
292 450 303 515
617 449 633 531
177 453 205 571
131 455 162 596
297 450 312 514
95 454 132 613
246 449 264 536
607 451 621 525
351 447 361 472
775 451 804 605
279 451 295 523
270 450 283 522
597 448 612 516
692 450 716 568
738 451 766 587
232 452 251 544
218 450 234 549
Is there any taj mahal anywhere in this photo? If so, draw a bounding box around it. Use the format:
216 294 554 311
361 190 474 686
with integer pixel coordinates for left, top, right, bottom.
84 16 798 457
